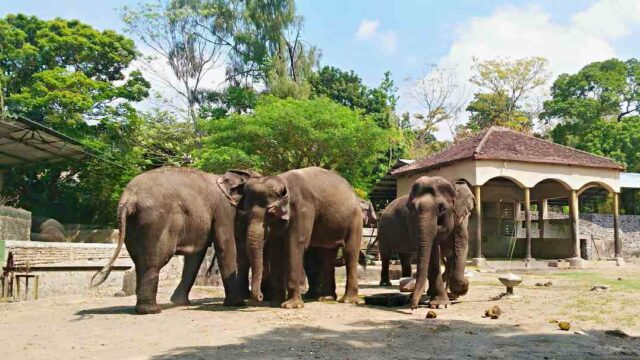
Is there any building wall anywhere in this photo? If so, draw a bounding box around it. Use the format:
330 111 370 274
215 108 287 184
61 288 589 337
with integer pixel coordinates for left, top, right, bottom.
0 206 31 241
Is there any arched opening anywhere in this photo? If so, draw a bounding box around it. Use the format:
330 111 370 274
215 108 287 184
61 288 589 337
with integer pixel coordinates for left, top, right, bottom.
577 182 621 260
528 179 573 259
473 177 523 260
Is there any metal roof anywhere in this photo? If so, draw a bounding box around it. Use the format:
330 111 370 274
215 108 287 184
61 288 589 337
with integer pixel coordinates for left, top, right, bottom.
0 115 122 168
621 172 640 189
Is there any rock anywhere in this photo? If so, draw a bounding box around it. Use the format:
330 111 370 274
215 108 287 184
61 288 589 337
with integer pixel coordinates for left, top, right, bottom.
544 281 553 287
485 305 502 319
558 321 571 331
399 277 416 292
426 310 437 319
113 290 126 297
590 285 610 291
617 277 623 281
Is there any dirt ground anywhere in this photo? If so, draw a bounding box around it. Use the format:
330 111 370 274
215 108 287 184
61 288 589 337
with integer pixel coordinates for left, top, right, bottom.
1 262 639 360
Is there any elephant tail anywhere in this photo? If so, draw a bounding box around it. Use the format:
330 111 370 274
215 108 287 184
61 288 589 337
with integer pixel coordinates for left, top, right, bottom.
90 195 135 288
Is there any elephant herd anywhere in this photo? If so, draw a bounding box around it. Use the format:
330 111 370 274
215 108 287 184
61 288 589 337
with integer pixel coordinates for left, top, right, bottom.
91 166 474 314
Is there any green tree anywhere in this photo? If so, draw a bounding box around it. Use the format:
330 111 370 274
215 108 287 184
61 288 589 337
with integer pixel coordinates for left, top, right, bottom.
194 96 396 190
465 92 530 132
462 57 549 134
0 14 149 127
309 66 398 128
542 58 640 124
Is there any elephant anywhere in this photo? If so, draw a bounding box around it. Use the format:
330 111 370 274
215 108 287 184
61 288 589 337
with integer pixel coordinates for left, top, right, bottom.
30 217 66 242
376 177 474 309
223 166 363 309
91 167 258 314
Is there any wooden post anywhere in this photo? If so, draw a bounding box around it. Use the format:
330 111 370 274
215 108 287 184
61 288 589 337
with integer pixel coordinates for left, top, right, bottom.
538 199 546 239
473 185 485 266
569 190 580 259
524 188 532 260
613 192 624 265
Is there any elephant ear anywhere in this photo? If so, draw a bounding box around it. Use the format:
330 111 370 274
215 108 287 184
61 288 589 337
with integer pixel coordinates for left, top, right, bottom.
453 182 474 222
217 169 260 206
267 185 290 221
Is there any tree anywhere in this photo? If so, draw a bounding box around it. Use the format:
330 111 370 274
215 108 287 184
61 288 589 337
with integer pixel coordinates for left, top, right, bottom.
463 57 549 133
465 92 530 132
310 66 398 128
412 66 467 139
1 14 150 128
121 0 231 129
194 96 396 190
542 58 640 124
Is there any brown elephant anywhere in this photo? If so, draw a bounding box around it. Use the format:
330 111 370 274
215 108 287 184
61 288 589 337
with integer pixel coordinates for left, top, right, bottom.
376 177 474 309
91 167 257 314
223 167 362 309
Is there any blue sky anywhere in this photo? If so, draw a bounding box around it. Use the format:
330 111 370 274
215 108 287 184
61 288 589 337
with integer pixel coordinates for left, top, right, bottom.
2 0 639 138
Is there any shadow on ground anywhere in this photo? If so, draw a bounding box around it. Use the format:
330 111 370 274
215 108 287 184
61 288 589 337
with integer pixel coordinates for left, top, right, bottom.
147 318 639 360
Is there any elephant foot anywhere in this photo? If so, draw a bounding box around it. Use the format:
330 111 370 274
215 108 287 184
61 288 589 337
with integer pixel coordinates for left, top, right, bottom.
302 291 319 300
379 280 393 287
135 303 161 314
339 294 361 304
281 297 304 309
428 296 451 309
318 295 337 302
170 293 191 306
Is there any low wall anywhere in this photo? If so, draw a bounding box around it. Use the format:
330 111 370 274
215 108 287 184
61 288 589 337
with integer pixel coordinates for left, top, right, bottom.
0 206 31 241
579 214 640 259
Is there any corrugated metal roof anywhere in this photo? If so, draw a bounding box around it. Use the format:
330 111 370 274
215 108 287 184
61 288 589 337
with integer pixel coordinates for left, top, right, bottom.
621 172 640 189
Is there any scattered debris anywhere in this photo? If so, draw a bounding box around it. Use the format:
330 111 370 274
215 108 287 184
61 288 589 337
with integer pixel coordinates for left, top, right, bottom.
558 322 571 331
485 305 502 319
549 319 559 324
617 277 623 281
426 310 437 319
535 281 553 287
574 330 587 336
605 329 629 338
590 285 611 292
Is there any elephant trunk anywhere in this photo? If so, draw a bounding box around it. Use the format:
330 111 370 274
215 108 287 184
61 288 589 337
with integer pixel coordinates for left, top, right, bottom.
247 221 265 302
449 216 470 296
409 205 438 309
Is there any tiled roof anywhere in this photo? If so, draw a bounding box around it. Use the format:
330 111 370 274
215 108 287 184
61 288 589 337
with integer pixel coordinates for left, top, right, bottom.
392 126 624 176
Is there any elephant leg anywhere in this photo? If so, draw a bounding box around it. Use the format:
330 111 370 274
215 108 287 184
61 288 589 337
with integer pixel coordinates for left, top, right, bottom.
339 217 361 304
211 222 244 306
399 252 414 278
427 244 450 309
303 247 322 300
269 238 287 306
319 247 337 301
135 264 162 314
379 248 392 287
281 217 314 309
171 249 207 306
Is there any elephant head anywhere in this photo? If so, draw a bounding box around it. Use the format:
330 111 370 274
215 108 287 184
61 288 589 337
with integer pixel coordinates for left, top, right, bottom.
228 175 290 303
216 169 262 206
358 198 378 228
447 181 475 297
407 176 456 309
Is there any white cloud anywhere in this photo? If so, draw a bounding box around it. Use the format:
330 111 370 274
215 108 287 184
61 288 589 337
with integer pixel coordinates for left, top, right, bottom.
402 0 640 140
356 19 379 39
355 19 397 54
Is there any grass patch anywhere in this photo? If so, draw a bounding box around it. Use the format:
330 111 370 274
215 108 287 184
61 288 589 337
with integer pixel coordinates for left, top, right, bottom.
553 271 640 292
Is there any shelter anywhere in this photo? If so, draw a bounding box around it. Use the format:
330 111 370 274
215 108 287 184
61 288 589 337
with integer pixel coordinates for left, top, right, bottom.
392 126 626 267
369 159 414 208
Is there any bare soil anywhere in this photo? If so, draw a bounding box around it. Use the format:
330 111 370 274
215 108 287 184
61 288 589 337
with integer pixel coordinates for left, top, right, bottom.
1 262 639 360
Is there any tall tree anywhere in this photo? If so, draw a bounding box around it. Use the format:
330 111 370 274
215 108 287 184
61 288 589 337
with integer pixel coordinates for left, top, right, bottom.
412 66 467 140
463 57 549 133
121 0 232 129
542 58 640 124
0 14 150 128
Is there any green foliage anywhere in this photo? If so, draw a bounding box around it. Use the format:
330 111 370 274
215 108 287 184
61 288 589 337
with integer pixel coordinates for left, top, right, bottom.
198 85 258 119
551 116 640 171
0 14 149 126
542 58 640 124
465 92 531 132
194 96 396 190
310 67 398 128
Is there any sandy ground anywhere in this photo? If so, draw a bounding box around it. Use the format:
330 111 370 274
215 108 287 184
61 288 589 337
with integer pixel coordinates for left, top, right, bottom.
1 262 639 360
